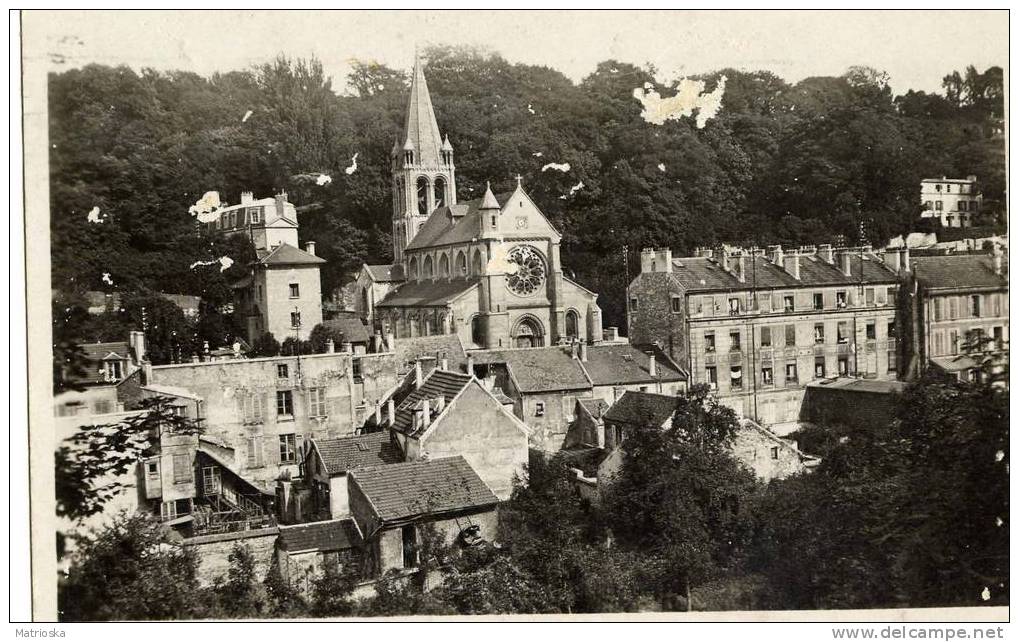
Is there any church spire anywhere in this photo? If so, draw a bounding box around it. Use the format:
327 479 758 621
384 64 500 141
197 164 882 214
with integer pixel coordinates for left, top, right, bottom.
401 52 445 167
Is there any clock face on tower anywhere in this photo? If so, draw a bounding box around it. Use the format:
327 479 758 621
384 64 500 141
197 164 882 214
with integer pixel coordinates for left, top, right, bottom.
505 245 546 296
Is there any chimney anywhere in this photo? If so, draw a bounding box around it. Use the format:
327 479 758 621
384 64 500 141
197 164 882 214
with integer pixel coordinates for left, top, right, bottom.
720 250 731 272
387 398 395 425
191 355 200 364
420 399 431 430
129 330 146 366
579 340 588 362
275 191 287 219
783 252 801 280
818 244 834 264
655 248 673 273
466 353 475 376
571 341 579 359
605 326 619 342
141 360 152 386
203 340 211 355
441 358 448 371
647 352 657 377
240 191 254 205
994 251 1003 276
325 338 335 353
374 403 382 425
768 245 784 266
736 253 746 283
967 174 977 183
640 248 655 273
435 396 445 413
305 241 316 256
838 250 853 277
881 248 901 273
414 360 424 388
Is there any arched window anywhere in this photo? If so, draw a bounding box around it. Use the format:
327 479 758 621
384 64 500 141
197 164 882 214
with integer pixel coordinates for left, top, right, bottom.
408 257 419 280
456 251 467 276
471 315 485 348
565 310 580 341
472 249 484 275
423 255 434 278
439 254 450 277
434 177 446 209
417 177 429 215
512 316 544 349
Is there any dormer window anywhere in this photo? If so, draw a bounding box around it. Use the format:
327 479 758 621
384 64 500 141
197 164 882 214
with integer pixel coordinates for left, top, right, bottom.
102 359 123 382
247 207 261 224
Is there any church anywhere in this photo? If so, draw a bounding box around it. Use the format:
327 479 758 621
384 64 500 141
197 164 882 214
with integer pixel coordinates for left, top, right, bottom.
356 56 603 350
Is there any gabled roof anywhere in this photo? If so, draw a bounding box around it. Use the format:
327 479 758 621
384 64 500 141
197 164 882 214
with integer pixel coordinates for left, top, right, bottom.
322 314 371 345
312 433 404 476
469 346 592 393
375 277 478 308
349 456 499 524
911 253 1008 291
559 445 611 477
390 334 467 373
257 243 326 266
405 192 513 251
389 369 474 437
603 391 678 427
577 397 610 420
277 518 362 553
581 344 687 386
670 253 897 293
364 264 406 283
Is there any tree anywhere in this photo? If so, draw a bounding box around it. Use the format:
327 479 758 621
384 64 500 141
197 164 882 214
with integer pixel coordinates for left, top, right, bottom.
309 565 359 617
213 543 267 618
249 332 281 357
58 513 206 621
308 322 344 354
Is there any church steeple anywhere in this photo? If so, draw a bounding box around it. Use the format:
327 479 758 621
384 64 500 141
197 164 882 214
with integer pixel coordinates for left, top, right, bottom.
391 51 456 263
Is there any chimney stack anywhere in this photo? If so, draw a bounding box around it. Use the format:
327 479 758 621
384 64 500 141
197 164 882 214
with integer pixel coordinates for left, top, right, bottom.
129 330 146 366
387 398 395 426
466 353 475 376
141 360 152 386
881 248 901 273
768 245 784 266
839 250 853 277
275 191 288 219
305 241 316 256
421 399 430 429
736 253 746 283
374 403 382 426
441 358 448 371
647 352 657 377
414 360 423 388
241 191 254 205
580 340 588 362
994 250 1003 276
326 338 335 353
818 244 834 265
783 252 801 280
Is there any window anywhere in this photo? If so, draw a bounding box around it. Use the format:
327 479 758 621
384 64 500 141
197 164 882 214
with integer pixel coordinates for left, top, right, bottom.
887 286 898 304
835 291 848 309
770 446 780 460
491 215 497 228
434 177 446 209
945 185 952 193
352 359 363 382
277 364 289 379
730 365 743 390
291 311 302 328
958 200 968 212
837 321 849 344
416 177 429 215
970 200 979 211
866 321 876 340
813 293 824 310
888 321 896 339
785 324 796 347
93 400 112 415
993 326 1004 349
103 360 123 382
924 200 932 209
971 295 981 318
279 434 298 464
933 331 944 356
729 331 741 352
933 299 943 322
814 357 826 379
887 350 897 372
146 461 159 478
246 437 263 468
935 200 943 210
565 310 580 340
948 297 959 320
671 296 682 313
949 330 959 355
760 326 772 347
614 425 624 445
289 283 300 298
277 390 294 417
308 387 327 417
783 295 795 312
471 315 484 347
535 401 546 417
761 366 774 385
402 525 418 568
728 298 741 315
785 362 798 383
202 466 221 495
705 366 718 389
704 332 716 353
247 207 261 224
993 294 1002 317
813 323 825 344
865 288 875 306
629 297 638 312
838 356 849 375
172 454 192 485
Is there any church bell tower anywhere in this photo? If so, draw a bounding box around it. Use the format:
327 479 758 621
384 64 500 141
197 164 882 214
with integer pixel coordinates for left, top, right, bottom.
390 53 456 263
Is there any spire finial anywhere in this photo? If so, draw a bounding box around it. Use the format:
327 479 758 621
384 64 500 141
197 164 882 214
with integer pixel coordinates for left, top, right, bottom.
515 174 523 187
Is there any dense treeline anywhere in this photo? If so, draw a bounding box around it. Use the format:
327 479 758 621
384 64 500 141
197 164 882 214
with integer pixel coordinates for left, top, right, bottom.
50 47 1004 332
58 375 1008 619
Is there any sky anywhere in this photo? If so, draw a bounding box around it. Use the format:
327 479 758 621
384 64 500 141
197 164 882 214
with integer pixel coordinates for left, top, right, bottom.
25 10 1008 96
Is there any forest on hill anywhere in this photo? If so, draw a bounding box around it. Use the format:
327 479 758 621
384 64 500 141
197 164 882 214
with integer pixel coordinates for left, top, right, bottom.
49 45 1004 341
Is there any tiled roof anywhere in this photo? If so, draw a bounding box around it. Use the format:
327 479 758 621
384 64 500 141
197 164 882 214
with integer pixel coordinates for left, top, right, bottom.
70 341 131 385
257 243 326 266
390 334 466 372
603 391 678 427
581 344 687 386
322 314 371 345
313 433 403 476
349 456 499 523
805 378 908 394
405 192 513 251
365 264 406 283
911 254 1008 291
577 398 610 419
375 277 478 308
277 519 362 553
389 369 474 437
559 446 610 477
671 253 897 293
469 346 592 393
930 354 981 373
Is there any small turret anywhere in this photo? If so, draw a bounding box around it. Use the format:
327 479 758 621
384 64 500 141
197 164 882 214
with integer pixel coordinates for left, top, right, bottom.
480 182 500 210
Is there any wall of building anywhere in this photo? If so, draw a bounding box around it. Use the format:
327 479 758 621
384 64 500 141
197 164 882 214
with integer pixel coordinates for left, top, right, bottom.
259 264 324 345
278 546 362 593
54 386 121 421
183 528 279 587
417 384 528 500
627 270 687 364
800 386 901 432
374 508 499 577
921 290 1009 360
731 427 805 481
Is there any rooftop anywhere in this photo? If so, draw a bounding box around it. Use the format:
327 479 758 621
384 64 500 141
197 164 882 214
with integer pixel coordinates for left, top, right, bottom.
321 314 371 345
670 252 898 293
911 253 1008 291
349 456 499 523
603 390 679 427
390 334 467 373
277 518 362 553
405 192 514 251
577 397 610 420
469 346 591 393
805 378 908 394
375 277 478 308
364 264 406 283
256 243 326 267
312 432 403 476
581 343 687 386
388 369 474 437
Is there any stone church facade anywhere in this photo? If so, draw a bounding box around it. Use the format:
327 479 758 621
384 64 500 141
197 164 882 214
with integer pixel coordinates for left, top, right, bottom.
356 55 602 350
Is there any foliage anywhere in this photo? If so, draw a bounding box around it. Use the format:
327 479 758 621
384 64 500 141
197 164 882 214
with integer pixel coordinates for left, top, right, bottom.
212 543 267 618
308 322 344 353
249 331 281 357
308 565 360 617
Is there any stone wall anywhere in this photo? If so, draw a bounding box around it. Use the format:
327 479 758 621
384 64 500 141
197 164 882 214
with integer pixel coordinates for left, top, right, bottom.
626 271 687 364
183 528 280 587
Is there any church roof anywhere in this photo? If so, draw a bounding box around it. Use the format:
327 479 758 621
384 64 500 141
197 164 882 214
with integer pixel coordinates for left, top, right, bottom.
405 192 513 251
364 264 406 283
375 277 479 308
401 54 445 167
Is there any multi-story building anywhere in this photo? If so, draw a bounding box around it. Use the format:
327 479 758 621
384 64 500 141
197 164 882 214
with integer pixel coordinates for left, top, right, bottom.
628 244 905 434
203 190 301 252
903 251 1008 382
920 175 983 228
